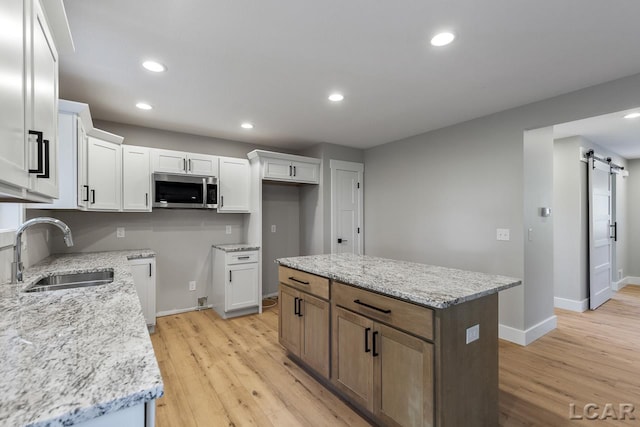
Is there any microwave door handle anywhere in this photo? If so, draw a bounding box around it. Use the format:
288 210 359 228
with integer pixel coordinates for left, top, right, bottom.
203 178 208 208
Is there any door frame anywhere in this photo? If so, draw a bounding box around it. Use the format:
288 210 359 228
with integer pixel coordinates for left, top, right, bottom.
330 159 364 255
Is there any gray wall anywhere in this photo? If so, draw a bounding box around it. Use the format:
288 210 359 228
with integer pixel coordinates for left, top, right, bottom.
553 136 629 304
262 183 300 296
627 159 640 278
49 209 245 313
299 143 364 255
364 72 640 334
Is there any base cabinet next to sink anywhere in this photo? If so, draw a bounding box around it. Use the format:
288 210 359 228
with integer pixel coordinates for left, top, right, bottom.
73 400 155 427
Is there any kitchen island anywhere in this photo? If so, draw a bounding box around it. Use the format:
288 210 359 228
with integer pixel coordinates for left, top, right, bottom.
276 253 521 427
0 250 163 427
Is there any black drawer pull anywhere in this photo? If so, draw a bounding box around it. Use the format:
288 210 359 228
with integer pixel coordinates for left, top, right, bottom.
372 331 379 357
354 299 391 314
237 256 250 260
83 185 89 202
364 327 371 353
297 298 303 317
28 130 44 174
37 139 50 178
91 189 96 204
289 277 310 285
294 297 299 315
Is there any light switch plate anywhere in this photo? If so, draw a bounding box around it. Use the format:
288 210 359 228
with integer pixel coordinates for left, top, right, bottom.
189 281 196 291
116 227 125 238
271 224 276 233
466 324 480 344
225 225 232 235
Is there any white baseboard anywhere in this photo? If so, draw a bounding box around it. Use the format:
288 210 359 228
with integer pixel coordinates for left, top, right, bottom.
613 276 639 291
499 315 557 346
554 296 588 312
156 304 213 317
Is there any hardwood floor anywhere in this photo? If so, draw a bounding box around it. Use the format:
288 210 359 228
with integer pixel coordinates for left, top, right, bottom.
151 286 640 426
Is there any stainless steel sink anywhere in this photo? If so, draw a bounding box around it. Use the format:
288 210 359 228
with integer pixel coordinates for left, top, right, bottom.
23 270 114 293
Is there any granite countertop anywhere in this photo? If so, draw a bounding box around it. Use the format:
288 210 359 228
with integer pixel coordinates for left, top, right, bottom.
0 250 163 427
212 243 260 252
276 253 521 309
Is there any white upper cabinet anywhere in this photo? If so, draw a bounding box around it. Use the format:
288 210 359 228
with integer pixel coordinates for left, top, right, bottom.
248 150 320 184
151 149 218 176
87 135 122 211
0 0 29 194
123 146 151 212
26 0 59 199
0 0 71 201
218 157 250 213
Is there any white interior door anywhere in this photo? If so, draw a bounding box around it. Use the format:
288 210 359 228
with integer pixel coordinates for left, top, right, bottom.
588 157 613 310
331 160 363 255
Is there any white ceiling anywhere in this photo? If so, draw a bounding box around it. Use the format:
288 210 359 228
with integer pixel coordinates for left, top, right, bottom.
554 108 640 159
59 0 640 150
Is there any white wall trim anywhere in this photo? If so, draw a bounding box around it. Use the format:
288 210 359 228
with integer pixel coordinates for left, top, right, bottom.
554 296 588 312
499 315 557 346
156 305 213 317
613 276 639 291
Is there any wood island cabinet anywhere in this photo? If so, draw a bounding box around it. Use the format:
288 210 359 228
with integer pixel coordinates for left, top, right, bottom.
278 264 500 427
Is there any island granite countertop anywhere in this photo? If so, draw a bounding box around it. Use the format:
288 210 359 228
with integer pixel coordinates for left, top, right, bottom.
0 250 163 427
276 253 521 309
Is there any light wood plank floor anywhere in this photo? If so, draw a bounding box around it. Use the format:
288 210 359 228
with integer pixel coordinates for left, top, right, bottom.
151 286 640 426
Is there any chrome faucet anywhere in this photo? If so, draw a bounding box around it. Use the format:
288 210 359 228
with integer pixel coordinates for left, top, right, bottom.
11 217 74 284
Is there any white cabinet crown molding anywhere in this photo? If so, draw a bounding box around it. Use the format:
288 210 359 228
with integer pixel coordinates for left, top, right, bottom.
59 99 93 133
247 149 321 165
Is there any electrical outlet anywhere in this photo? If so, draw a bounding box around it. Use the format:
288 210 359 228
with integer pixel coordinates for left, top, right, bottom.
618 269 623 280
496 228 510 241
116 227 125 238
189 281 196 291
225 225 232 235
466 324 480 344
271 224 276 233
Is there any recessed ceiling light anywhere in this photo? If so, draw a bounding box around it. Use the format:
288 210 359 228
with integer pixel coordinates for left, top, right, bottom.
142 60 167 73
328 93 344 102
241 122 254 129
136 102 153 110
624 112 640 119
430 32 455 47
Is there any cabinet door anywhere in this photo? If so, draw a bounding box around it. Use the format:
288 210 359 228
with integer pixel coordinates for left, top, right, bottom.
263 158 292 181
151 148 187 174
332 306 375 411
27 0 59 198
77 119 89 209
374 323 434 427
87 137 121 210
129 258 156 327
0 0 29 191
291 160 319 184
218 157 250 213
123 146 151 211
187 154 218 176
300 293 330 378
226 263 259 311
279 285 301 356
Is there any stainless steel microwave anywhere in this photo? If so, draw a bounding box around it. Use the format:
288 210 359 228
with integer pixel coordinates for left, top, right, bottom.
152 173 217 209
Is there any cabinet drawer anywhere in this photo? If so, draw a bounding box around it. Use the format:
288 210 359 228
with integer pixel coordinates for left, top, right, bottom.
226 251 258 265
332 281 433 341
279 266 329 300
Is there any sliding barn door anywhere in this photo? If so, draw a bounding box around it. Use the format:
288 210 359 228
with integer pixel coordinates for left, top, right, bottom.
588 157 613 310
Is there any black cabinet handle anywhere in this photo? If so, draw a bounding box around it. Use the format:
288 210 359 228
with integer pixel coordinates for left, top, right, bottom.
83 185 89 202
294 297 299 315
37 139 50 178
229 270 232 282
297 298 303 317
220 195 224 208
183 158 186 172
289 277 310 285
372 331 379 357
91 189 96 204
354 299 391 314
28 130 44 174
364 327 371 353
145 192 149 207
293 165 296 176
188 159 192 171
237 256 250 260
149 263 152 277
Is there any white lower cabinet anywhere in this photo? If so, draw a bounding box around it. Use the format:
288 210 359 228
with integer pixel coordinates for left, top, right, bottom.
129 257 156 329
212 249 259 318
